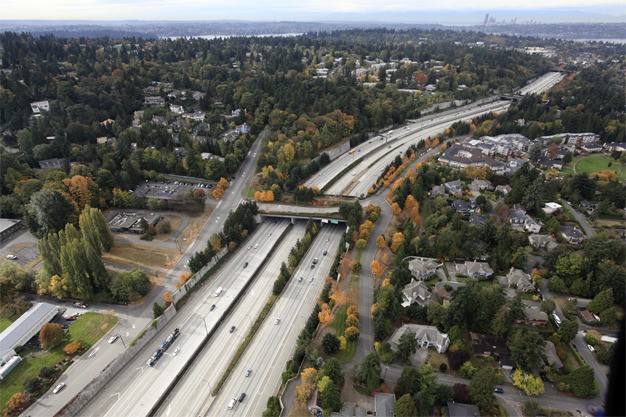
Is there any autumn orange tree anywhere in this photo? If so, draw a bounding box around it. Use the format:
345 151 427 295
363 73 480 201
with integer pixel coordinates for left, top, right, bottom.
163 291 173 305
376 235 386 249
176 272 191 289
39 323 64 350
211 185 225 199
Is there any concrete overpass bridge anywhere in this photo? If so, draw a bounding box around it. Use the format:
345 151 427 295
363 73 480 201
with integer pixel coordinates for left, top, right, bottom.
257 203 345 224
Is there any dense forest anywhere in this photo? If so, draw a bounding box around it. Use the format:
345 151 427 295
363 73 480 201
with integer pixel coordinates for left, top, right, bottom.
1 29 623 230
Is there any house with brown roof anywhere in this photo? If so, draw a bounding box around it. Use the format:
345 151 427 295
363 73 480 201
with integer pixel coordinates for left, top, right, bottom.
515 305 548 327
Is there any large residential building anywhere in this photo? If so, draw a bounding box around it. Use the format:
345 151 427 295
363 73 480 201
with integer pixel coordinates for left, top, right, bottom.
401 280 432 307
499 268 535 292
455 261 493 279
407 257 440 281
389 324 450 354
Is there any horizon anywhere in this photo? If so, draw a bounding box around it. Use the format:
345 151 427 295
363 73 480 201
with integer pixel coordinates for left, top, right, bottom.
1 1 625 23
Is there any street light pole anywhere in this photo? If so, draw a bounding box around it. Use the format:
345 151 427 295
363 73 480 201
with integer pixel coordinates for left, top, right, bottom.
200 317 208 335
119 334 127 348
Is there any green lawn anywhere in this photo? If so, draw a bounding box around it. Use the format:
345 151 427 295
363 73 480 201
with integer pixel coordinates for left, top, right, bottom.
329 304 348 335
573 154 626 182
0 312 117 414
66 312 118 349
0 346 66 413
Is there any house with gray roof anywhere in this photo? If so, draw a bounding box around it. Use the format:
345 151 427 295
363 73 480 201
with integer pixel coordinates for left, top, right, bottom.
430 185 446 197
560 225 585 244
443 179 463 195
469 213 488 226
499 268 535 292
455 261 493 279
495 184 511 195
447 402 481 417
389 324 450 354
528 234 558 251
401 280 432 307
469 179 493 193
407 257 440 281
374 393 395 417
543 341 563 369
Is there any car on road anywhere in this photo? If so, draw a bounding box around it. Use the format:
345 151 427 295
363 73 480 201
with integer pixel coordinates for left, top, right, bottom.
253 243 258 249
229 326 236 333
298 276 303 282
243 262 249 268
587 344 595 352
309 277 314 282
274 318 281 325
6 254 17 260
247 245 252 250
173 347 180 356
245 369 252 377
239 392 246 402
108 334 119 344
210 304 216 311
323 250 327 256
53 383 66 394
494 387 504 394
73 302 88 308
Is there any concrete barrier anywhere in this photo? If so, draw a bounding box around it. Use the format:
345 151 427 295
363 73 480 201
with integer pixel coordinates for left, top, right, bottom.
54 305 178 417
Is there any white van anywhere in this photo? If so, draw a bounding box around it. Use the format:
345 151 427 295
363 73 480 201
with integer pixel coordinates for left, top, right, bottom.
552 313 561 327
228 397 237 409
214 287 223 297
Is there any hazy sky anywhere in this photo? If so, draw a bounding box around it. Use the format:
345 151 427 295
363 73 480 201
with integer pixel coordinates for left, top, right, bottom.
2 0 624 20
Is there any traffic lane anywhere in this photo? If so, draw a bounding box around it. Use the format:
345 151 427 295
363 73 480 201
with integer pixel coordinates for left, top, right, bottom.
209 226 343 416
155 223 307 417
79 220 289 417
572 335 608 401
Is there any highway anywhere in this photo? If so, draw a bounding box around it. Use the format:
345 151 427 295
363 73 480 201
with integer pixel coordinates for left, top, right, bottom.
322 100 511 196
205 225 344 417
518 72 565 96
77 219 291 417
154 221 308 417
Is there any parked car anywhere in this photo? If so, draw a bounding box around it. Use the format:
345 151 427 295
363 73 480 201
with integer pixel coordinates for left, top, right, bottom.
73 302 88 308
587 344 595 352
6 254 17 260
539 371 547 381
53 383 66 394
494 387 504 394
108 334 119 344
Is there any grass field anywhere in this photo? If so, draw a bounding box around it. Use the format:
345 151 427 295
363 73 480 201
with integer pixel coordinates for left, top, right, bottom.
103 243 175 269
0 312 116 414
573 154 626 182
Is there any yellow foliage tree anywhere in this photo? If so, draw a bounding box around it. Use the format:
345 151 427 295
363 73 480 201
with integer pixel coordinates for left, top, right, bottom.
295 368 318 404
512 370 545 395
390 232 405 253
339 335 347 350
318 303 332 325
371 260 383 278
391 202 402 216
49 274 70 299
376 235 386 249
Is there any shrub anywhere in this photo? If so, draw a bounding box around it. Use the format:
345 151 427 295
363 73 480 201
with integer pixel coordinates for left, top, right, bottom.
439 363 448 372
64 341 81 355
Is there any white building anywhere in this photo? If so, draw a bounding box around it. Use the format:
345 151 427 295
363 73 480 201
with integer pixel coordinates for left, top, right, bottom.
389 324 450 354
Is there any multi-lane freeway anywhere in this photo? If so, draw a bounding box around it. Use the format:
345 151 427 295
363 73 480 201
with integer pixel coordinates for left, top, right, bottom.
518 71 565 96
308 100 511 196
205 225 343 417
77 219 291 417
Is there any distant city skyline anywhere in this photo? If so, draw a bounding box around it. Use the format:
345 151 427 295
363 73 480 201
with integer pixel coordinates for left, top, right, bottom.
2 0 625 21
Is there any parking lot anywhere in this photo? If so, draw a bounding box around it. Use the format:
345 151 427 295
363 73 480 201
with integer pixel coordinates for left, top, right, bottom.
133 180 212 200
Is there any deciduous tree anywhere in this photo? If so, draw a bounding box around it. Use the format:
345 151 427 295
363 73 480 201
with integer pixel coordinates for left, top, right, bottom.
39 323 64 350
